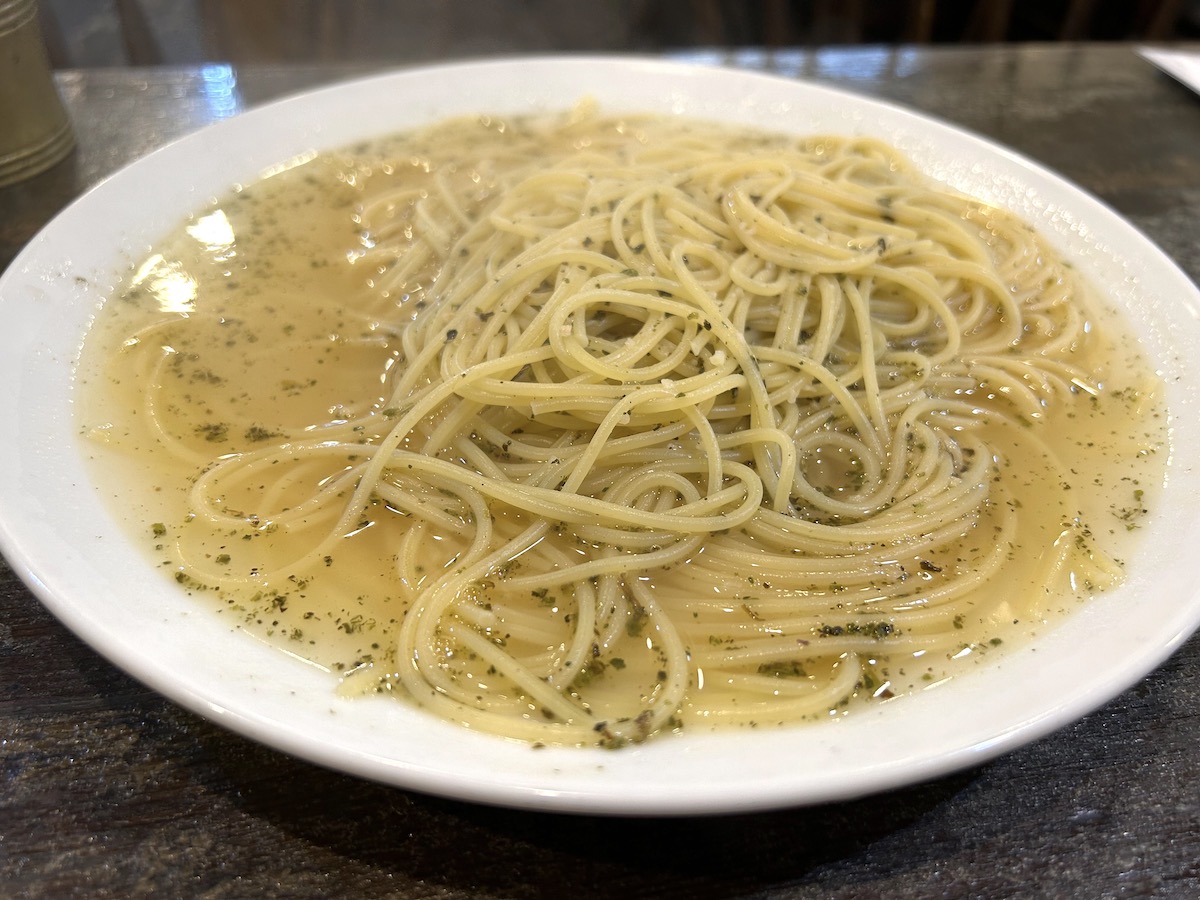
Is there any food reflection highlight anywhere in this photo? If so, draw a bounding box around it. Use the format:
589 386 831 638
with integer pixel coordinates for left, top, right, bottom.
80 106 1164 748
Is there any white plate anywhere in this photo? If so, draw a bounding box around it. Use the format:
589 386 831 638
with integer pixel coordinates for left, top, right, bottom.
3 56 1200 816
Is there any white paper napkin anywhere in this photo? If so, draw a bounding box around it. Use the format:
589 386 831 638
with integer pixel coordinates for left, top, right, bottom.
1138 46 1200 95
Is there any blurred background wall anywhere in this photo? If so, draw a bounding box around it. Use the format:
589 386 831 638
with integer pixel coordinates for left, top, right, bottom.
40 0 1200 69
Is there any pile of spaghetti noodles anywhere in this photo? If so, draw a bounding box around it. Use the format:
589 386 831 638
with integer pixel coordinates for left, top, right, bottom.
171 107 1123 747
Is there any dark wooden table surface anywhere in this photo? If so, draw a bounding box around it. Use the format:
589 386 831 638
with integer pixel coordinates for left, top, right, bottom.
3 44 1200 898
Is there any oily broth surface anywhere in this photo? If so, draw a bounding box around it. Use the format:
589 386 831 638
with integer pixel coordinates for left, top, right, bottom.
77 113 1166 742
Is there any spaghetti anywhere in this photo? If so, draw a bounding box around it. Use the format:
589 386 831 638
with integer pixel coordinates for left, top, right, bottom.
82 106 1163 747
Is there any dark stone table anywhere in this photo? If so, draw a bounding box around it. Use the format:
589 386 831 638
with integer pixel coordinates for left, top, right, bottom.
3 44 1200 898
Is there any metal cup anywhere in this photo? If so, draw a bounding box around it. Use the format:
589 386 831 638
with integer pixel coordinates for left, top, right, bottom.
0 0 73 187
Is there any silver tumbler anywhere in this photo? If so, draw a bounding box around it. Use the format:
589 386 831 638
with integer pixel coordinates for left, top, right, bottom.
0 0 73 187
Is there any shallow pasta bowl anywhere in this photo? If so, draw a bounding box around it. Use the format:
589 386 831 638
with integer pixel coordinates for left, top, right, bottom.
1 56 1199 815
